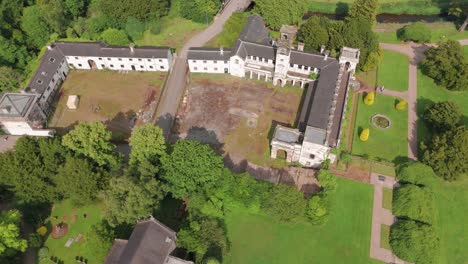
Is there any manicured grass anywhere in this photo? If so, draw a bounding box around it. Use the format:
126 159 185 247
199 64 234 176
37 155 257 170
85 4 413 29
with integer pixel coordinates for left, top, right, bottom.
416 69 468 144
376 22 468 44
433 178 468 264
41 200 104 264
352 94 408 162
223 177 375 264
382 188 393 210
307 0 448 15
380 224 391 250
377 50 409 91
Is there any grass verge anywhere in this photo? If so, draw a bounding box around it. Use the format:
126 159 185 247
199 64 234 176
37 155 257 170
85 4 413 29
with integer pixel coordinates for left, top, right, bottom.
382 188 393 210
380 224 391 250
377 50 408 91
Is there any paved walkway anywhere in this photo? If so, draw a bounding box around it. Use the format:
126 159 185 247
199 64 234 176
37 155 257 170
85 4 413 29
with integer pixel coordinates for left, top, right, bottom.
155 0 252 137
379 39 468 160
369 173 409 264
0 135 20 153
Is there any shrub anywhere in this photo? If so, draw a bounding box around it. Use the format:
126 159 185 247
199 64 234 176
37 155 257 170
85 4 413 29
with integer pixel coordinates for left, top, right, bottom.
364 92 375 105
393 184 434 224
204 257 220 264
28 233 43 248
100 28 130 45
308 72 319 80
396 162 437 186
390 220 439 264
260 184 306 222
423 101 462 133
306 194 329 224
148 20 162 35
395 99 407 111
38 247 49 259
397 22 431 43
317 169 337 192
36 226 47 236
360 128 370 141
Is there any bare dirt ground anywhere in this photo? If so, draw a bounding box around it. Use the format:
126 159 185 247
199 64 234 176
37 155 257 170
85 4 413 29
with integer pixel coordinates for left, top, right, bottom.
50 70 166 139
175 74 320 194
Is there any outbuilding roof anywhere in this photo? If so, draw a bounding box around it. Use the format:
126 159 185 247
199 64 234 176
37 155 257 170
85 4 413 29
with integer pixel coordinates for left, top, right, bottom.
187 47 232 61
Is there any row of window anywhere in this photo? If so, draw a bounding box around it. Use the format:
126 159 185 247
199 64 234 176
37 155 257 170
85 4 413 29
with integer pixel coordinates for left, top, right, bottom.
70 56 165 62
248 56 272 64
193 67 228 72
69 63 165 70
192 60 228 64
290 64 313 71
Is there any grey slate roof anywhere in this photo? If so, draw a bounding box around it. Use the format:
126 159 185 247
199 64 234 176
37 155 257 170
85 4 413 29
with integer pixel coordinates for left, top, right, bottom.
304 126 327 145
55 42 170 59
187 47 232 61
290 50 335 68
25 45 65 94
0 93 37 118
231 15 273 59
105 218 179 264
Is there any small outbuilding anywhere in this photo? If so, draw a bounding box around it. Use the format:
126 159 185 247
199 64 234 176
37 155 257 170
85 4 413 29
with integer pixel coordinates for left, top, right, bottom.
67 95 79 110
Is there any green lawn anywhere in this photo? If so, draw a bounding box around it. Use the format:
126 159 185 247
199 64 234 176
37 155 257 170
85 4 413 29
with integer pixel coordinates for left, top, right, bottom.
380 225 391 250
41 200 105 264
352 94 408 162
433 178 468 264
307 0 448 15
376 22 468 44
223 177 376 264
382 188 392 210
416 69 468 144
377 50 409 91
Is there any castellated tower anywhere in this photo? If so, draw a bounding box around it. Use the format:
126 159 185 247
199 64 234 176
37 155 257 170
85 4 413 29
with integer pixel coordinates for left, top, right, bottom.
273 25 297 86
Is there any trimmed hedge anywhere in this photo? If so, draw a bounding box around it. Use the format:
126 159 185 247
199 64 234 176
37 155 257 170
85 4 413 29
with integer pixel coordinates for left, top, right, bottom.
393 184 434 224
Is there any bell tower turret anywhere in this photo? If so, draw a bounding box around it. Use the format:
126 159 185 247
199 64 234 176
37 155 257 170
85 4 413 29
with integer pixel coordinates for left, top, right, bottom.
273 25 297 86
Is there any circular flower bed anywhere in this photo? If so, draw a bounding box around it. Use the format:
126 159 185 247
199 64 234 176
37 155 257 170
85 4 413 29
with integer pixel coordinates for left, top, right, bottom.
371 114 391 129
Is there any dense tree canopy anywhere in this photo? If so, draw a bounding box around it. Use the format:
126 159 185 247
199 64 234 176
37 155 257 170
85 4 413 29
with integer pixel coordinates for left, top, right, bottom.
261 184 306 222
390 220 439 264
421 126 468 181
298 17 330 51
98 0 169 28
129 124 166 168
125 17 145 41
180 0 221 24
161 140 224 199
0 67 23 93
253 0 307 30
0 210 27 258
100 29 130 45
396 162 437 186
393 184 434 224
423 101 463 133
306 194 329 224
420 40 467 91
397 22 431 43
317 169 337 192
102 176 165 226
62 122 122 170
347 0 379 24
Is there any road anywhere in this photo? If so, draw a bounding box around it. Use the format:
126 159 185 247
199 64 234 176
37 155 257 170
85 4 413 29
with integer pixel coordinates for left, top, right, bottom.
155 0 252 137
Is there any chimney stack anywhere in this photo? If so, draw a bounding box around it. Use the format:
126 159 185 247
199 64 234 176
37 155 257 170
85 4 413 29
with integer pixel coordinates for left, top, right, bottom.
320 45 326 54
220 46 224 56
324 50 329 61
297 42 304 51
129 43 135 54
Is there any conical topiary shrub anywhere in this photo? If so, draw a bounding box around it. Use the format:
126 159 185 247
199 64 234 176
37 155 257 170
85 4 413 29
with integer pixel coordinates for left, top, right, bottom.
396 99 407 110
364 92 375 105
360 128 370 141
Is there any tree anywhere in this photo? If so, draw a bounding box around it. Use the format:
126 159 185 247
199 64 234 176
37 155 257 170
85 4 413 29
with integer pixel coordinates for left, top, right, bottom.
421 126 468 181
298 17 329 51
161 140 224 199
396 162 437 186
100 29 130 46
0 210 27 257
316 169 337 192
397 22 431 43
0 137 66 203
347 0 379 24
260 184 306 222
204 257 220 264
180 0 222 24
360 128 370 141
85 221 116 260
0 36 29 69
423 101 463 132
364 92 375 105
0 67 23 93
64 0 88 18
101 176 165 226
390 220 439 264
306 194 329 224
55 157 104 205
178 217 227 262
98 0 169 27
253 0 307 30
393 184 434 223
420 40 467 91
62 122 122 170
129 124 166 169
28 233 43 248
125 17 145 41
395 99 407 111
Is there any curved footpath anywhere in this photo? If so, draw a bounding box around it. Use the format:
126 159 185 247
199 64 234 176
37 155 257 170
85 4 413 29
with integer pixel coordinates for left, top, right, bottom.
155 0 252 138
379 39 468 161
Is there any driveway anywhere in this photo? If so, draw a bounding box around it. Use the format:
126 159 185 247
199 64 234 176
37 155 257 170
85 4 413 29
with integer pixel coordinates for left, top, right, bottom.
155 0 252 137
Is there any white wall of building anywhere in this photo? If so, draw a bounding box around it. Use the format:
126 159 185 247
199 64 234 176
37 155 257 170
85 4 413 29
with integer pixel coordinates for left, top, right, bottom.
66 56 170 72
228 56 245 77
298 141 332 168
188 59 229 74
1 121 53 137
38 58 70 107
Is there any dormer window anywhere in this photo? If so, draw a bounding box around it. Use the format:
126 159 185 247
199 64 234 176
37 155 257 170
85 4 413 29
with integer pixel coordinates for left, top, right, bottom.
49 57 55 63
37 79 43 84
41 71 48 76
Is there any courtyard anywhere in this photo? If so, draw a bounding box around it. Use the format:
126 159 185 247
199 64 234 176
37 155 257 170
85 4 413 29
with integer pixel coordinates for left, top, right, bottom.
50 70 166 139
175 74 303 168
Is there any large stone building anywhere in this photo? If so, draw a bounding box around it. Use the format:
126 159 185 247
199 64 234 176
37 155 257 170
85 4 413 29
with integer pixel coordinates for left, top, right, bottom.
187 15 359 167
104 217 192 264
0 42 172 136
